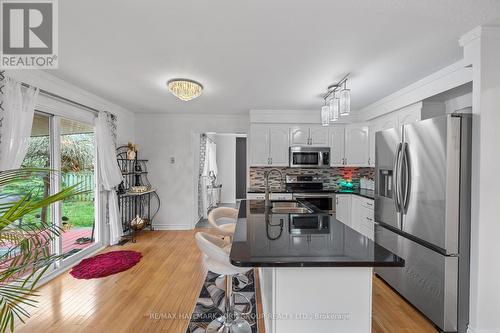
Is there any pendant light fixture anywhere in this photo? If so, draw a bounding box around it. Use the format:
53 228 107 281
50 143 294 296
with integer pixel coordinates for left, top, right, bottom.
321 103 330 127
339 79 351 116
320 74 350 125
329 94 339 122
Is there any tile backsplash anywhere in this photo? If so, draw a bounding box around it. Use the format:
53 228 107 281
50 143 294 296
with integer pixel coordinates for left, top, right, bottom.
249 167 375 191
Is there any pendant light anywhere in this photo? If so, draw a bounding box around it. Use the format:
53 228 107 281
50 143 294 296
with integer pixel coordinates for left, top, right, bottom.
339 80 351 116
321 103 330 127
329 94 339 122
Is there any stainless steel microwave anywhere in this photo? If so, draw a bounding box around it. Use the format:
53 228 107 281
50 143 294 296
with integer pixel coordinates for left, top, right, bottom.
289 146 330 168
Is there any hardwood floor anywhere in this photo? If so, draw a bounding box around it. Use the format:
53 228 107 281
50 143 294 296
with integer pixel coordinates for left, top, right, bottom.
16 230 437 333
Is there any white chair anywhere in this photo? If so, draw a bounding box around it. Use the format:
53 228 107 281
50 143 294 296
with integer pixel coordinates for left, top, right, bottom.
207 207 249 290
207 207 238 240
195 232 252 333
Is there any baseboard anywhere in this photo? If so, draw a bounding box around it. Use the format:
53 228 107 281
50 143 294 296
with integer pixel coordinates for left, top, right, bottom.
467 327 500 333
152 223 193 230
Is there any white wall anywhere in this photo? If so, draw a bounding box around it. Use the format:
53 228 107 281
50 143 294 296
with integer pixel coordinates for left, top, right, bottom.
216 134 236 204
460 26 500 333
134 114 249 229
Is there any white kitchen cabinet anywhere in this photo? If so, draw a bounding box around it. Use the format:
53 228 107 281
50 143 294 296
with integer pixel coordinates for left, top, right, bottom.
344 124 369 166
309 126 329 146
290 125 329 146
329 125 345 166
350 195 364 232
349 195 375 240
269 126 289 165
290 126 310 146
250 125 271 166
335 194 351 225
250 125 289 166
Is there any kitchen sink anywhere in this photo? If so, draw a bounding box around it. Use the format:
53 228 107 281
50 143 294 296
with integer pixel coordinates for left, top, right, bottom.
271 201 313 214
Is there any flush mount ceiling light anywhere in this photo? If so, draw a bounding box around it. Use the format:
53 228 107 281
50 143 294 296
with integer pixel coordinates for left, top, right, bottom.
321 74 351 125
167 78 203 101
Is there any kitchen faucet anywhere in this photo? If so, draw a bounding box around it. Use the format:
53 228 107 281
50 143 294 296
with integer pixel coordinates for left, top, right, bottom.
264 168 284 208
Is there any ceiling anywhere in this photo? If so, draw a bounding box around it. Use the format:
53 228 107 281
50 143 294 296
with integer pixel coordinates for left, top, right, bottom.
51 0 500 114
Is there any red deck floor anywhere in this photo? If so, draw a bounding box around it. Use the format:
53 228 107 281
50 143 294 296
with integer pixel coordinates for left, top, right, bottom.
62 227 93 254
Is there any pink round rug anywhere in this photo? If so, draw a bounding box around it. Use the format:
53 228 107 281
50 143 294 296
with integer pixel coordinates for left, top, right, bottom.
70 250 142 279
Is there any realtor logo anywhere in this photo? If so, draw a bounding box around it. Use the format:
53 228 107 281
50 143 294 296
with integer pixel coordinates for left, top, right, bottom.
0 0 58 68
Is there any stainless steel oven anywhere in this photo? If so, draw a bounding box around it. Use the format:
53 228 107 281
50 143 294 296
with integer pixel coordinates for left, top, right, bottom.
289 146 330 168
293 193 335 213
289 214 330 235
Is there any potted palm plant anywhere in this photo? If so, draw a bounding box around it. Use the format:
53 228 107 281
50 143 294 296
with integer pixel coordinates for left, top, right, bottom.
0 168 82 332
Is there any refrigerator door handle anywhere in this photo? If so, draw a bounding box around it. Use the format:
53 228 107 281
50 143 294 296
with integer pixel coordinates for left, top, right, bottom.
402 142 411 214
393 142 403 214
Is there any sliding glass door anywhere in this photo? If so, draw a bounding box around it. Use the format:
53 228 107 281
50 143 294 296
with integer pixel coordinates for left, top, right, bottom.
11 112 100 273
59 118 97 259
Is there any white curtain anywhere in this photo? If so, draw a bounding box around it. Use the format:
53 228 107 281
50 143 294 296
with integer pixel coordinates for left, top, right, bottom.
0 78 39 171
95 112 123 245
201 140 218 218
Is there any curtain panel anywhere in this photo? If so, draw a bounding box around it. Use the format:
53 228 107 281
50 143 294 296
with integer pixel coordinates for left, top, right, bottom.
0 76 39 171
95 111 123 245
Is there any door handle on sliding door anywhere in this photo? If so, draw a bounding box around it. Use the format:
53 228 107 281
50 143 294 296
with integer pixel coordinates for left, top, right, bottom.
402 142 411 214
393 143 402 213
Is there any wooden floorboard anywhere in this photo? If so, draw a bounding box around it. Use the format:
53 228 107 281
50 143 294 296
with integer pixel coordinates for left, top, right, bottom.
16 230 437 333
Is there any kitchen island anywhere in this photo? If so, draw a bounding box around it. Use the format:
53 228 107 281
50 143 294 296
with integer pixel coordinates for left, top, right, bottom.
230 200 404 333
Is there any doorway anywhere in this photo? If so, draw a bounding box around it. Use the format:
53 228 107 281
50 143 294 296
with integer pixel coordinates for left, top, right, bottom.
195 132 247 227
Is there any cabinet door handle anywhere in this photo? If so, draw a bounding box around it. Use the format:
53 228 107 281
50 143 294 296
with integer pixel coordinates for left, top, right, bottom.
270 157 273 164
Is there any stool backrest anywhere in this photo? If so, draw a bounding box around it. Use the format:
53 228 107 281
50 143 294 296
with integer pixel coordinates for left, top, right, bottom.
207 207 238 229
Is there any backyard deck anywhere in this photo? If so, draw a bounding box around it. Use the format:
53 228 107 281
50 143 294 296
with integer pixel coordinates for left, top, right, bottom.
62 227 93 255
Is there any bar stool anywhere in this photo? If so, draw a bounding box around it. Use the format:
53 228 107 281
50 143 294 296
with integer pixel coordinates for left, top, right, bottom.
195 232 252 333
207 207 238 241
207 207 248 290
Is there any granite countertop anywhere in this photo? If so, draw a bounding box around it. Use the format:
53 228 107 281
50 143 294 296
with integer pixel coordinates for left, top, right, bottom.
247 188 375 200
229 200 404 268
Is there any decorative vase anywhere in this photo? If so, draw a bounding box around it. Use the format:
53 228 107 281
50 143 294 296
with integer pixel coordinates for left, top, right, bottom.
130 215 145 231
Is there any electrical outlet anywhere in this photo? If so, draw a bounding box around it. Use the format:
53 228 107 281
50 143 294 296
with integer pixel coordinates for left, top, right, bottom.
170 157 175 164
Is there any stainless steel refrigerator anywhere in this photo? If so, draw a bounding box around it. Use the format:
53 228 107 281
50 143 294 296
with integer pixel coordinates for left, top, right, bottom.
374 114 471 333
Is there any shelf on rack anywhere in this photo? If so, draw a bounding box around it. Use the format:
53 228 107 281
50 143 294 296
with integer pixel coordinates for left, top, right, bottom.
119 189 156 197
117 158 149 161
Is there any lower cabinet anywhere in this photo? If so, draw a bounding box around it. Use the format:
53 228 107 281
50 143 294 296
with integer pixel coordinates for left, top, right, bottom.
335 194 374 240
335 194 352 225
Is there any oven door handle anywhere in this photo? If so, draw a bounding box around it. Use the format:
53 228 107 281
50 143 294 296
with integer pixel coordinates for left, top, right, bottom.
293 193 334 198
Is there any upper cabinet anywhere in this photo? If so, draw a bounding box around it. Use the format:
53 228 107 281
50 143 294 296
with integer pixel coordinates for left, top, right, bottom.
344 124 369 167
368 102 422 166
250 125 271 166
329 126 345 166
290 125 329 146
309 126 329 146
250 124 289 166
269 126 289 165
290 126 309 146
